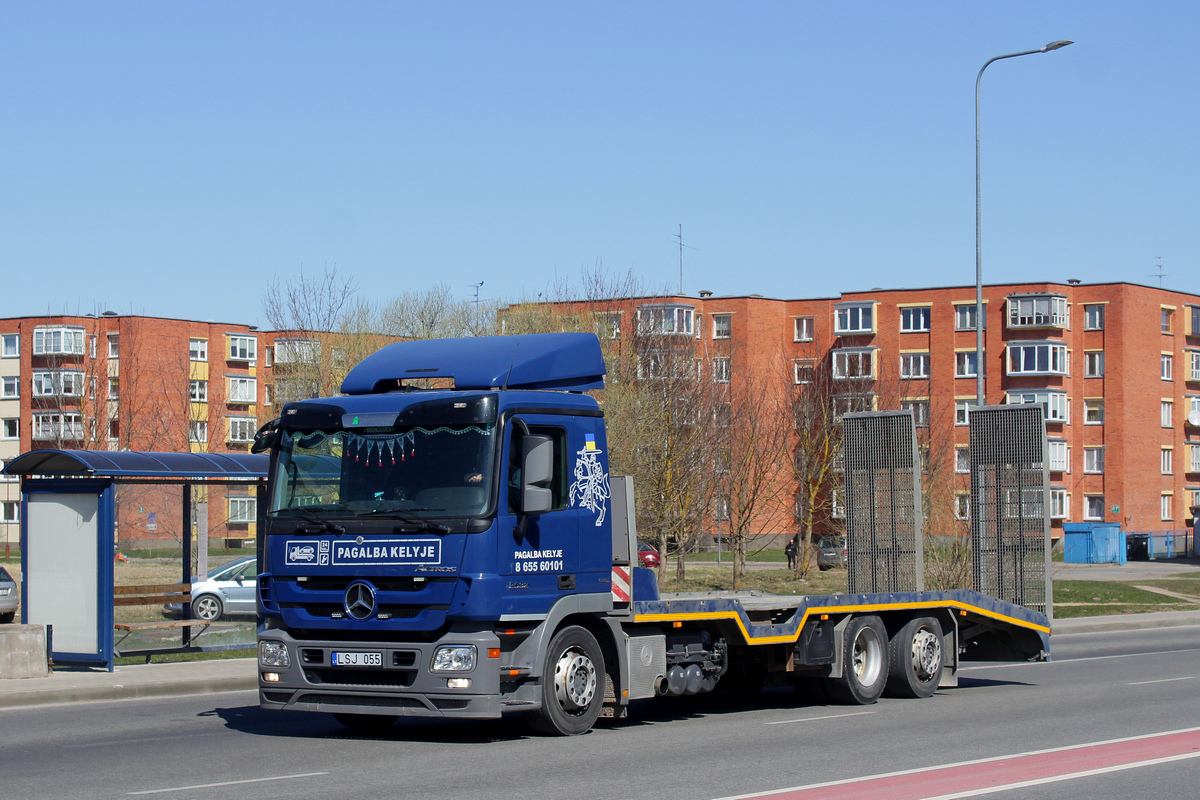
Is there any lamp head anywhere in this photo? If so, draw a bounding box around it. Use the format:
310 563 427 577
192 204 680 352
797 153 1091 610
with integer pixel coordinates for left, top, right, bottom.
1041 40 1074 52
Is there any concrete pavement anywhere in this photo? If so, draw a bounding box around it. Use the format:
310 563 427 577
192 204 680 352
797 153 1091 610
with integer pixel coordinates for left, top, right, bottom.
4 607 1200 710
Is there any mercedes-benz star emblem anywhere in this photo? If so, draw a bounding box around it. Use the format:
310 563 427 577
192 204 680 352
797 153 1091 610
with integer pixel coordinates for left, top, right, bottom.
344 582 376 620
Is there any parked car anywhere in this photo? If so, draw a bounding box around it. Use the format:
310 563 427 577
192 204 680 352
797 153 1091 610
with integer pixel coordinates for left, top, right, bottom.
816 536 847 571
637 540 660 568
0 566 18 623
164 555 257 621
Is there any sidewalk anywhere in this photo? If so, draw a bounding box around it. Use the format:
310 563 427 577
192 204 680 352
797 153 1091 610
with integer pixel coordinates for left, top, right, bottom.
4 608 1200 710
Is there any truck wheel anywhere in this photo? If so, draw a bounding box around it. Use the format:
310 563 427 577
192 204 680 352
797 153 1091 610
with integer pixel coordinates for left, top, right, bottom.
526 625 604 736
333 713 398 732
886 616 943 698
191 594 223 621
824 615 888 705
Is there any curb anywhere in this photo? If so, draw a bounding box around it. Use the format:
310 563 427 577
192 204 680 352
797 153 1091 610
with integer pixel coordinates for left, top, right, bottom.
0 675 257 710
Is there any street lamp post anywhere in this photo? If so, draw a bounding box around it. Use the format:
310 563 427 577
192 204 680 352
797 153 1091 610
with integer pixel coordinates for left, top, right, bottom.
975 40 1073 405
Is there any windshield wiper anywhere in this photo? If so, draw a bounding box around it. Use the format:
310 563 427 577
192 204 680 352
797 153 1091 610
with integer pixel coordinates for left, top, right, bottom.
356 506 451 533
273 506 347 535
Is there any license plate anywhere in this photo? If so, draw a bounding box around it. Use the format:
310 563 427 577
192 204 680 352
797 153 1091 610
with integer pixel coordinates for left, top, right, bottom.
331 651 383 667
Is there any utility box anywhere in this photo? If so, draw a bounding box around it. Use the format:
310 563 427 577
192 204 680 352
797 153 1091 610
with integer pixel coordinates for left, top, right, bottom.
1063 523 1126 565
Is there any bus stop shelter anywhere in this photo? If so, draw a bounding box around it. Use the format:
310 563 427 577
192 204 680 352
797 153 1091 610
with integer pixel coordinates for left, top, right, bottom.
3 450 267 670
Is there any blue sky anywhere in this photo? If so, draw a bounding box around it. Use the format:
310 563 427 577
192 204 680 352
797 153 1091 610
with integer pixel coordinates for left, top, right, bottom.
1 2 1195 326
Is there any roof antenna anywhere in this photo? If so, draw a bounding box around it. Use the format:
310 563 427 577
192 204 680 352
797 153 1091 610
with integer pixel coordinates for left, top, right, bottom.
502 340 519 390
471 281 484 304
1148 257 1168 287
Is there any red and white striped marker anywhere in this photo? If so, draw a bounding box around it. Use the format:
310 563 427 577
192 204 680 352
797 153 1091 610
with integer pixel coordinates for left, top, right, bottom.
611 565 631 603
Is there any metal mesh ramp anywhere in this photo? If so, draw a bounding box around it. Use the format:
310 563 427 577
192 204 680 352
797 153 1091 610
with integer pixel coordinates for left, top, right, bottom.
842 410 923 593
968 405 1051 615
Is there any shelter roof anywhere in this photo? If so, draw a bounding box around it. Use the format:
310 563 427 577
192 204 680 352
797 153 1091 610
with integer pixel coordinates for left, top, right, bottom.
3 450 267 479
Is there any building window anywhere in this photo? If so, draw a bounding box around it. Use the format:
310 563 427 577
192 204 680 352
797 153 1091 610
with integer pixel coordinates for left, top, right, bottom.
1 418 17 439
263 346 273 367
1189 444 1200 473
32 412 84 440
1190 352 1200 382
1084 447 1105 474
189 338 208 362
1163 308 1175 334
1191 396 1200 421
274 338 321 364
1084 398 1104 425
1162 401 1173 428
1 501 18 523
639 349 696 380
835 304 874 334
1162 354 1173 381
900 399 929 427
900 353 930 379
955 352 979 378
107 377 118 400
831 489 846 519
1084 351 1104 378
1161 493 1173 521
793 359 814 385
228 377 257 404
954 494 970 520
713 495 730 522
1048 440 1069 472
228 416 257 443
594 313 621 340
189 421 208 443
832 348 875 380
108 419 119 441
900 307 931 332
1084 304 1105 330
1 377 18 399
712 357 731 384
832 394 874 419
32 326 85 356
637 304 695 336
1008 391 1069 423
1003 487 1045 520
712 314 731 340
32 370 85 398
1050 489 1068 519
1007 342 1069 376
1085 495 1105 521
955 399 977 426
228 496 257 524
955 447 970 474
1162 448 1173 475
228 335 257 362
107 334 119 358
190 380 208 403
955 305 984 331
794 317 814 342
1007 294 1068 328
1 333 18 358
263 385 273 406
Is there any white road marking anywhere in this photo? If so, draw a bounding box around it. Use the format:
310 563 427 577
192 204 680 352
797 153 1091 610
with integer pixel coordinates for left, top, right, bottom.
127 772 328 795
917 752 1200 800
1127 675 1195 686
763 710 875 725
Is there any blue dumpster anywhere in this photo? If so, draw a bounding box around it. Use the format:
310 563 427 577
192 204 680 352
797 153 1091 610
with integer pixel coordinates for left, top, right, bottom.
1063 523 1126 565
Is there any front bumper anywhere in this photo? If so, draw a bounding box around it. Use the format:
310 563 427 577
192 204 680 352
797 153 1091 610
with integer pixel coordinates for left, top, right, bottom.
258 628 505 719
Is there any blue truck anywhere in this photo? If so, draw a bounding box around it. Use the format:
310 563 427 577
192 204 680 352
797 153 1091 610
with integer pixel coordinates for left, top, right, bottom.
254 332 1050 735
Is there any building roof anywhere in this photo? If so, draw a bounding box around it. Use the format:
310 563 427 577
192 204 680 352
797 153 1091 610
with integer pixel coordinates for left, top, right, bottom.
2 450 267 479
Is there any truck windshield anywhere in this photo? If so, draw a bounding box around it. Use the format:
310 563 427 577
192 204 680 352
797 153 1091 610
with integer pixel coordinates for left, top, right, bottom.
270 423 496 519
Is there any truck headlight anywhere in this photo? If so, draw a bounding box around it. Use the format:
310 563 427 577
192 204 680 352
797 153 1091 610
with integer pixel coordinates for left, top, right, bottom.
431 645 476 672
259 640 290 668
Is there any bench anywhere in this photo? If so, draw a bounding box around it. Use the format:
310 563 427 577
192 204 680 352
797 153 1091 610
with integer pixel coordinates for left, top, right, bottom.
112 584 233 655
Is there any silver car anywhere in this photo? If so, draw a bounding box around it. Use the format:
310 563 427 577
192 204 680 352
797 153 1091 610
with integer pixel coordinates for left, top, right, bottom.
0 566 18 623
164 555 257 621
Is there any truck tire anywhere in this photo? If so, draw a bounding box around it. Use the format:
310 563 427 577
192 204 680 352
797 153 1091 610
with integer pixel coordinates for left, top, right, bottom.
526 625 604 736
886 616 943 699
333 713 398 732
824 615 888 705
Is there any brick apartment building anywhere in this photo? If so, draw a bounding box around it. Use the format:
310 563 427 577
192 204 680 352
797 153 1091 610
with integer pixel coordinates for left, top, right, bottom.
536 280 1200 540
0 314 329 552
4 281 1198 550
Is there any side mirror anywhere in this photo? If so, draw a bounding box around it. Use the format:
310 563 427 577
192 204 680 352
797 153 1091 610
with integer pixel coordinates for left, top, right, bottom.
521 435 554 515
251 418 280 454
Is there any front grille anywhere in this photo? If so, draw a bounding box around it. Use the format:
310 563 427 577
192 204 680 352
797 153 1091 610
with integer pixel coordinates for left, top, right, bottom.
294 577 453 592
297 693 425 709
432 698 470 710
304 668 416 688
262 691 292 703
